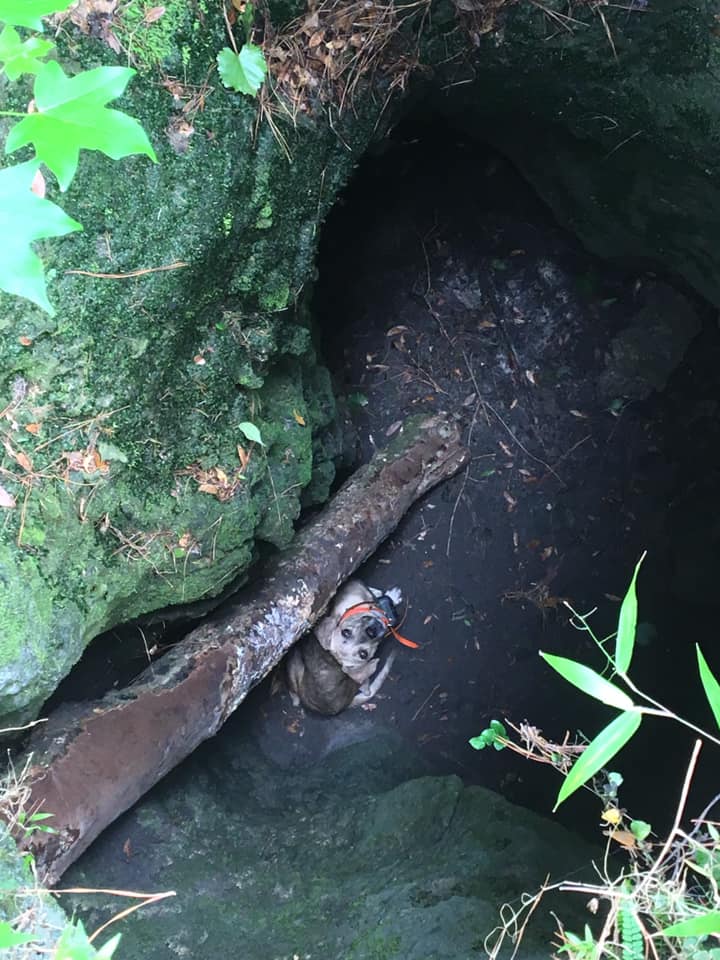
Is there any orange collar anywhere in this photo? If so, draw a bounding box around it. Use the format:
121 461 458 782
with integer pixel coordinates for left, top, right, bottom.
339 601 419 649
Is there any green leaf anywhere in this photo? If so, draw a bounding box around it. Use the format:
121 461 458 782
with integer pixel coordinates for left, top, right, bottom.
6 61 157 192
0 0 70 30
238 421 265 446
0 920 35 948
540 652 635 710
663 913 720 937
217 43 267 96
697 644 720 732
0 160 82 313
554 710 642 810
0 25 53 79
96 932 122 958
630 819 651 841
615 552 645 674
469 720 507 751
98 441 128 464
240 2 255 40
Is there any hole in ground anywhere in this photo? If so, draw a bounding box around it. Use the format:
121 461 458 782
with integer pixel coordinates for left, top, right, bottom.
309 110 720 837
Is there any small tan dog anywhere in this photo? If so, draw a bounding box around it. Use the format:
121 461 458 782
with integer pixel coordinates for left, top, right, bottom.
285 580 404 715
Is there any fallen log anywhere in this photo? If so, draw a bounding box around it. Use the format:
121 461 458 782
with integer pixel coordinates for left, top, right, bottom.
20 413 468 882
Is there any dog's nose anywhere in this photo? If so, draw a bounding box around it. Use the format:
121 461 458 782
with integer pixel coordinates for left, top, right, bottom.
358 649 369 660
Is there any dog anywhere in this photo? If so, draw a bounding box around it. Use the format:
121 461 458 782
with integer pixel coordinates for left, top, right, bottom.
285 579 403 715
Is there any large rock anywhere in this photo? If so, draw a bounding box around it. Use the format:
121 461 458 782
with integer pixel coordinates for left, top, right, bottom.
0 1 384 725
63 722 595 959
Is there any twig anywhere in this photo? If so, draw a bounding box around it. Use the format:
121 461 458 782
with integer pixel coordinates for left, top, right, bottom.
642 739 702 891
411 683 439 722
65 263 188 279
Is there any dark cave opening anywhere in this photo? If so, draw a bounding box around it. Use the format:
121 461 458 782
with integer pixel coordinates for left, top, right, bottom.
310 109 720 837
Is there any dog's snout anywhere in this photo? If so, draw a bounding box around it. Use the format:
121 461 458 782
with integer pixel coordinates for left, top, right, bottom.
358 648 369 660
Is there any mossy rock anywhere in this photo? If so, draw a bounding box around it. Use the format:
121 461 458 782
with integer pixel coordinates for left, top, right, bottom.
0 1 396 725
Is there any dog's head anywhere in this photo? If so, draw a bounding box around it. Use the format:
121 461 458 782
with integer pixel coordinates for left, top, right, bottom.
328 611 386 670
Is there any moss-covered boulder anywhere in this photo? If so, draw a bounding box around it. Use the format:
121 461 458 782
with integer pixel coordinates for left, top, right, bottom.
62 724 594 960
0 1 392 725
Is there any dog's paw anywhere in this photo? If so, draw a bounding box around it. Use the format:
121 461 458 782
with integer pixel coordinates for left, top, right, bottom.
386 586 403 607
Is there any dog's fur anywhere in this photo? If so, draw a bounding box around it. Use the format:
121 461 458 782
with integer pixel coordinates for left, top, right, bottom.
285 579 402 715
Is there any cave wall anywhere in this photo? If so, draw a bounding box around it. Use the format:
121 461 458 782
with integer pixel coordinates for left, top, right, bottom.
436 0 720 306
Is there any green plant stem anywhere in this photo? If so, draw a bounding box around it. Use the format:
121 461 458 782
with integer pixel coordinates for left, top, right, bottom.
627 683 720 748
0 110 29 117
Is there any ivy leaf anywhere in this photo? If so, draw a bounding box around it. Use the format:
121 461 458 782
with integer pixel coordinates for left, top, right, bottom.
0 920 35 948
0 25 53 79
0 160 82 313
0 0 71 30
6 61 157 192
217 44 267 96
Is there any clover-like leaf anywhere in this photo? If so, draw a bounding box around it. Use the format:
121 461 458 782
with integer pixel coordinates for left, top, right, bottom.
0 160 82 313
0 24 53 79
0 0 70 29
217 43 267 96
6 61 157 192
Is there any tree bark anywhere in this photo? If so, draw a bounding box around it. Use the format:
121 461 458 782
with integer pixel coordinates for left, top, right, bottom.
20 414 468 882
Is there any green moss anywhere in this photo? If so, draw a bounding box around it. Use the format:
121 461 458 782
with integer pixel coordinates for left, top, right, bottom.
114 0 200 73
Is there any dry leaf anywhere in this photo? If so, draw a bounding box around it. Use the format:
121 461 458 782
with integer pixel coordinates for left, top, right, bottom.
144 5 165 23
510 248 526 256
237 445 250 469
293 409 306 426
30 168 45 199
478 319 496 329
540 546 554 561
215 468 228 484
25 423 40 435
601 808 623 825
525 369 537 386
423 615 433 625
308 29 325 46
18 336 32 346
385 421 402 437
604 829 636 850
198 482 220 495
503 490 517 511
193 354 206 365
0 484 16 509
122 837 133 859
386 325 409 337
15 451 32 472
569 409 588 419
498 440 512 457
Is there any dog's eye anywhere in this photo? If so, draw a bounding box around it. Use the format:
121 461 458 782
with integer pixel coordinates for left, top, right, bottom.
358 649 369 660
365 623 378 639
341 627 352 639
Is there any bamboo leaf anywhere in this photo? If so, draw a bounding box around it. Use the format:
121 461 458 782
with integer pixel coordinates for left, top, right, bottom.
540 652 634 710
697 644 720 733
615 552 645 674
554 711 642 810
663 912 720 937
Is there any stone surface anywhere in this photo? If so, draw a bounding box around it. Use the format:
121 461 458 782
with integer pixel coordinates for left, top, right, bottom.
63 717 595 960
0 1 381 725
